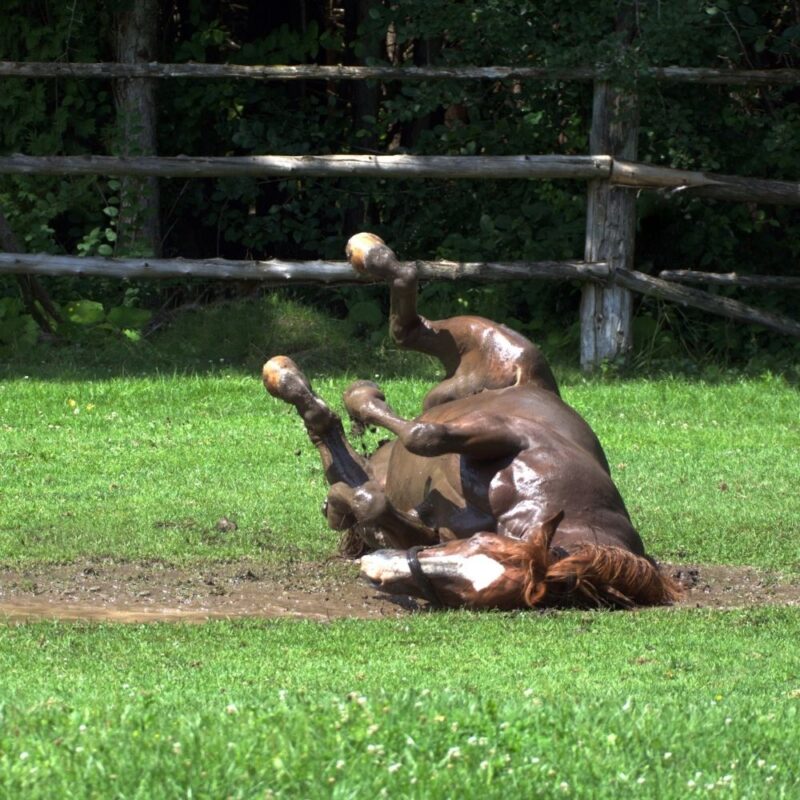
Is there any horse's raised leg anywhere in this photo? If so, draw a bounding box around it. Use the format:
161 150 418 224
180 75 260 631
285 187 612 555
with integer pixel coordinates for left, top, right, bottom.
346 233 461 375
346 233 559 405
264 357 437 551
344 381 525 461
263 356 369 489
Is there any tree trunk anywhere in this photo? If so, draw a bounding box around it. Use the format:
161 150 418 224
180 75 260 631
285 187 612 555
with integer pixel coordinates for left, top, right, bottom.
113 0 161 257
0 208 62 333
343 0 382 233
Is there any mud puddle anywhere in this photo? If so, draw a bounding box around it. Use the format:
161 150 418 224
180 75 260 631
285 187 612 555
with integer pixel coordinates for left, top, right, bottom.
1 560 797 623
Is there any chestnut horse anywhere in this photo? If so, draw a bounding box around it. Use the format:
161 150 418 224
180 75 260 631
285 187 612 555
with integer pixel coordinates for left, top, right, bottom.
263 233 680 610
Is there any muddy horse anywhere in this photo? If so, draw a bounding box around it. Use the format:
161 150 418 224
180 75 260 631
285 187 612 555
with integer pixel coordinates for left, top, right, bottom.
263 233 680 610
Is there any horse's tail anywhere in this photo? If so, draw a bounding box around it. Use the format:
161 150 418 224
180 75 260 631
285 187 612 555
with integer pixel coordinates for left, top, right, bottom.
522 518 682 609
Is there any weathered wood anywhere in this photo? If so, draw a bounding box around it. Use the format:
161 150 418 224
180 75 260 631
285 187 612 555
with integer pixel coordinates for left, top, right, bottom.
0 153 611 180
1 61 799 85
611 160 800 205
580 82 639 371
0 252 609 284
659 270 800 289
1 250 794 337
614 267 800 338
1 155 797 205
645 66 800 85
112 0 161 256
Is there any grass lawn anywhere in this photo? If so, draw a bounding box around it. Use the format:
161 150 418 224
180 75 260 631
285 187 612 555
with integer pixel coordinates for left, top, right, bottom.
1 296 799 797
2 610 799 798
1 369 798 570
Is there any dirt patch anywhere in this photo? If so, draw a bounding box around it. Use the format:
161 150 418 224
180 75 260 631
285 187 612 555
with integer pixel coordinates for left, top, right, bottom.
0 559 410 623
0 560 798 623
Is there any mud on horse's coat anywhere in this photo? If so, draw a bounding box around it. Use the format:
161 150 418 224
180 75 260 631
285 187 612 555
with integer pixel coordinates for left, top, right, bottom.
264 233 681 610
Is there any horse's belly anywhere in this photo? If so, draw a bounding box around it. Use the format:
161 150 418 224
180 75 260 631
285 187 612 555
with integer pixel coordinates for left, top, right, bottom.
384 446 459 508
384 446 496 539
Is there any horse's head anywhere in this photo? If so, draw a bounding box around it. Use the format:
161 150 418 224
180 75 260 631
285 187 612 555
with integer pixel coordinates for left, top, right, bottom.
359 511 681 610
359 514 565 610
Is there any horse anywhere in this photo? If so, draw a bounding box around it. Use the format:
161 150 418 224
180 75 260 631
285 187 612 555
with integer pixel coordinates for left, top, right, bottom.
263 233 681 610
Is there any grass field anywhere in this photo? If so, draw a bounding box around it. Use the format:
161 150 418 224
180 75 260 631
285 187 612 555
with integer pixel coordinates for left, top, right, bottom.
2 611 799 798
2 366 798 569
1 297 799 797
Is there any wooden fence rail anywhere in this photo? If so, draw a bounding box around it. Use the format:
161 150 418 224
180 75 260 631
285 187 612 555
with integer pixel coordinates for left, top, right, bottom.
2 59 798 368
659 270 800 289
2 61 800 85
1 154 798 206
0 252 606 284
0 154 610 181
2 252 797 339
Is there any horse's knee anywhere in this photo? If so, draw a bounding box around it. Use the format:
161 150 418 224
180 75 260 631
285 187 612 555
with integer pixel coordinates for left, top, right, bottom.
324 483 358 530
326 480 388 528
350 481 389 523
401 422 447 456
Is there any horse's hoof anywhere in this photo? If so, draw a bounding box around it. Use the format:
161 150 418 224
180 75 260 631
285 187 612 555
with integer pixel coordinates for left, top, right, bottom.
346 232 387 274
343 380 386 423
262 356 313 404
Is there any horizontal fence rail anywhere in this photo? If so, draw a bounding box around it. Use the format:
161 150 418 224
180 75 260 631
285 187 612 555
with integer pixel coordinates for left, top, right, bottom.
658 270 800 289
0 253 608 283
1 252 797 338
1 61 799 85
611 160 800 205
0 154 611 181
1 154 798 205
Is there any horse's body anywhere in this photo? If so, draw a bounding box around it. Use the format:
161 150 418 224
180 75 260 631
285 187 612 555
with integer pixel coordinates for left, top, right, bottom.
374 385 641 552
264 233 680 609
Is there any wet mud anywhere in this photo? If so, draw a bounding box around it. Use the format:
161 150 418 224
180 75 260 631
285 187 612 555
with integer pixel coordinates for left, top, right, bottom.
0 559 797 623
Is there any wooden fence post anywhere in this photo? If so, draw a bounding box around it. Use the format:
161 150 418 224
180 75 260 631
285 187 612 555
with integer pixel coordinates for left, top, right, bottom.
112 0 161 257
580 81 639 371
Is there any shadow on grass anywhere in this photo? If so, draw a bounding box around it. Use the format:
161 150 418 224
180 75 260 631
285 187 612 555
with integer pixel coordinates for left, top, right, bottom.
2 294 799 388
0 295 439 383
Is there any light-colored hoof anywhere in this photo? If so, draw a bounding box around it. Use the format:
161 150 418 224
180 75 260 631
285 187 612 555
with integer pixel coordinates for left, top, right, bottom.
346 232 387 273
262 355 312 402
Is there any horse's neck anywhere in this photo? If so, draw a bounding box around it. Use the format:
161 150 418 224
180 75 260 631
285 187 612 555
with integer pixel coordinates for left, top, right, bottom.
552 512 644 555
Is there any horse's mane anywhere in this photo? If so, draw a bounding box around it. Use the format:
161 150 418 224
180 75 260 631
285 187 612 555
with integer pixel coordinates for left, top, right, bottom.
509 514 682 609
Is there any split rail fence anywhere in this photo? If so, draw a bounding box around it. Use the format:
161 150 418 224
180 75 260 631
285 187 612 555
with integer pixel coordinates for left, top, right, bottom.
1 60 799 368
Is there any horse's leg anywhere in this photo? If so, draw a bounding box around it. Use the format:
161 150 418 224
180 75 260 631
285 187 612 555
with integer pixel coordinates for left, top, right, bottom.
346 233 559 405
344 381 525 460
346 233 461 373
326 481 439 549
264 358 433 550
263 356 369 488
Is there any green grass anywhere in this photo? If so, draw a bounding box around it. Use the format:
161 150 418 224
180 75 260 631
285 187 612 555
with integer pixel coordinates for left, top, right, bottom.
1 369 798 569
1 610 799 798
2 297 800 798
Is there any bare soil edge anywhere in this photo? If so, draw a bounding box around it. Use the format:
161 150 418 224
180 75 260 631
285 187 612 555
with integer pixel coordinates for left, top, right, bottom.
1 560 798 624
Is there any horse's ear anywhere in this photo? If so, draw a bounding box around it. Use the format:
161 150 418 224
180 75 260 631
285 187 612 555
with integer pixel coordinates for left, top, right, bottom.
523 510 564 546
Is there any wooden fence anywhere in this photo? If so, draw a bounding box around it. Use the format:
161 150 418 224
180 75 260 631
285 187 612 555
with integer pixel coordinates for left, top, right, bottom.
1 60 799 369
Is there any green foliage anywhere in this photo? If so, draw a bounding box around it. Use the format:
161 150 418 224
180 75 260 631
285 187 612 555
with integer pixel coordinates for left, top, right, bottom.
0 297 37 348
0 0 798 364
